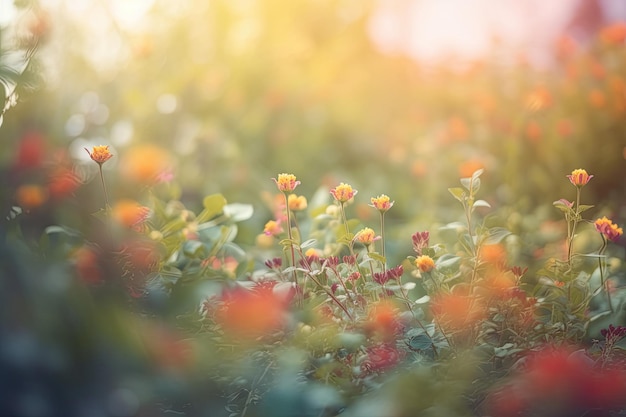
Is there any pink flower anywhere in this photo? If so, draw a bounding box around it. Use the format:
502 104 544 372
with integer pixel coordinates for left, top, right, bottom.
273 173 300 193
330 183 357 203
567 169 593 187
594 216 623 242
370 194 394 212
263 220 283 236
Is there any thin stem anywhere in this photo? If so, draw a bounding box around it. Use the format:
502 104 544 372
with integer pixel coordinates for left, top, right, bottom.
598 236 613 313
567 187 581 266
379 211 387 271
305 271 353 321
98 164 110 209
283 192 298 296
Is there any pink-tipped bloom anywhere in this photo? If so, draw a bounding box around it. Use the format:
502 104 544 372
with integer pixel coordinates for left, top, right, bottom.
412 231 430 255
594 216 623 242
330 182 357 203
370 194 394 212
273 173 300 193
567 169 593 187
356 227 381 246
263 220 283 236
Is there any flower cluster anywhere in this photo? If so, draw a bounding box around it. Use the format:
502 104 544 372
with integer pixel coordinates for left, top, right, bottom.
370 194 394 212
414 255 435 273
356 227 380 246
594 216 623 242
273 173 300 193
330 182 357 203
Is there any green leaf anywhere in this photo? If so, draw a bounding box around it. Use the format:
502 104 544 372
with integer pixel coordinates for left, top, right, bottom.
408 334 432 351
448 187 465 203
199 194 227 221
578 204 595 213
183 240 205 257
483 227 511 245
436 254 460 270
472 199 491 209
223 203 253 222
367 252 386 265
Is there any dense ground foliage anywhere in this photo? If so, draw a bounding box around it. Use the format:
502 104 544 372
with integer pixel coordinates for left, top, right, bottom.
2 1 626 416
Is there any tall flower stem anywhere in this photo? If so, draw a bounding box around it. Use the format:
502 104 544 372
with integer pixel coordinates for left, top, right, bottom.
339 202 356 256
283 192 298 296
597 236 613 313
379 211 387 271
567 187 582 266
98 164 110 210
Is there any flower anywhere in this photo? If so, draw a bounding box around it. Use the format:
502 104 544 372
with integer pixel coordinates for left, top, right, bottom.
594 216 623 242
85 145 113 165
287 194 308 211
567 169 593 187
330 182 357 203
356 227 380 246
412 231 430 255
112 199 151 229
370 194 394 212
263 220 283 236
273 173 300 193
415 255 435 273
15 184 47 209
121 145 172 184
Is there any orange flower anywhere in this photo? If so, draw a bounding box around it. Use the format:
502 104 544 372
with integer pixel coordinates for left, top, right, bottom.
15 184 47 209
73 245 102 284
594 216 623 242
415 255 435 273
589 89 606 108
599 22 626 45
112 199 151 228
121 145 172 184
85 145 113 165
216 286 286 339
567 169 593 187
459 160 484 179
263 220 283 236
480 244 507 266
273 173 300 193
525 86 552 112
287 194 307 211
330 182 357 203
370 194 394 212
356 227 379 246
48 167 81 199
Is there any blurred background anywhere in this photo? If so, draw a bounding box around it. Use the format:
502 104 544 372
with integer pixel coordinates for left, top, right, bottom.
3 0 626 223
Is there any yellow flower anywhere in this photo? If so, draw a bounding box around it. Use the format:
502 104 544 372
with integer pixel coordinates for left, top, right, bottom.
288 194 308 211
567 169 593 187
330 182 357 203
112 199 151 228
263 220 283 236
594 216 623 242
370 194 394 212
85 145 113 165
415 255 435 273
356 227 379 246
273 173 300 193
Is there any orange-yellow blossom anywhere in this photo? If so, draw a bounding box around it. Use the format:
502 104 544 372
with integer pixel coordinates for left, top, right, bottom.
415 255 435 273
356 227 380 246
370 194 394 212
263 220 283 236
273 173 300 193
567 169 593 187
330 182 357 203
85 145 113 165
288 194 308 211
